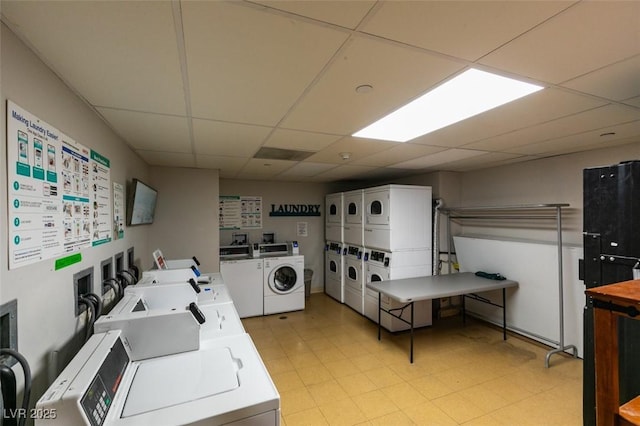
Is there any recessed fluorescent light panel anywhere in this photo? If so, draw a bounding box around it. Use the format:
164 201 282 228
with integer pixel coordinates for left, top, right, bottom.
353 68 544 142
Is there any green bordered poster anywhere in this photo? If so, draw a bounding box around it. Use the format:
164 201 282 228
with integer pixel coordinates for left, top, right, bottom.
7 100 111 269
219 195 262 230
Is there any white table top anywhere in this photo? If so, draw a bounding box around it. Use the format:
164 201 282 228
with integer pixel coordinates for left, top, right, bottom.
365 272 518 303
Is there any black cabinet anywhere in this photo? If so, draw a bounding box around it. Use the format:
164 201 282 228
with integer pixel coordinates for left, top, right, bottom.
583 161 640 426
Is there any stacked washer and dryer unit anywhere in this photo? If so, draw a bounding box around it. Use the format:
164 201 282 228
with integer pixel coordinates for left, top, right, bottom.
325 193 344 303
326 185 433 332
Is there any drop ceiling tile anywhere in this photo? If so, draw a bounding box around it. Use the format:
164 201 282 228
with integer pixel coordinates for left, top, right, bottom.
195 155 248 178
282 34 465 134
97 108 191 152
436 152 524 172
182 1 349 125
362 1 574 61
393 149 487 169
506 120 640 156
354 167 418 182
305 136 397 164
465 104 640 152
352 144 446 167
136 150 195 168
479 1 640 83
263 129 342 151
252 1 376 29
562 55 640 101
625 96 640 108
412 88 607 148
239 158 296 177
192 118 272 157
2 1 186 115
310 164 377 181
279 162 337 177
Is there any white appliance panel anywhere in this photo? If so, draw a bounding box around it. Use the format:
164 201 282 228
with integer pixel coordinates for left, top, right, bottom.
343 246 364 314
325 192 343 226
220 258 264 318
325 241 343 303
343 190 363 226
263 255 305 315
325 223 343 242
363 185 432 251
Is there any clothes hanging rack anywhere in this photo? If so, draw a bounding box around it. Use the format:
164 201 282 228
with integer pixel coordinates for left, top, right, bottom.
439 203 577 368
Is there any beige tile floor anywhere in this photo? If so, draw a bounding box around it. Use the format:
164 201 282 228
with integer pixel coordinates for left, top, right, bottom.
242 293 582 426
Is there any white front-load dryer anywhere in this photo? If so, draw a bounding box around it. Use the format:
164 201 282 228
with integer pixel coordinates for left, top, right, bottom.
343 245 364 314
263 255 305 315
325 241 343 303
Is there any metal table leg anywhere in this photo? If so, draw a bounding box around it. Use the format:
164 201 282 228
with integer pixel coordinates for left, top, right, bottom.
503 288 507 340
410 301 414 363
377 292 381 341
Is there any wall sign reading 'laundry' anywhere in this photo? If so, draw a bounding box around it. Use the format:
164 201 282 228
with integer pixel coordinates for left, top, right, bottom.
269 204 321 217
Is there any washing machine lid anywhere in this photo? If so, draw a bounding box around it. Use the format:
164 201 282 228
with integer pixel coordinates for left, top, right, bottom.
122 346 239 417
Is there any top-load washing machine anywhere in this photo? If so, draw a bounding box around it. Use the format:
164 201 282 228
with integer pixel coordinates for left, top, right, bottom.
363 248 433 331
325 241 343 303
263 255 305 315
343 245 364 314
220 245 264 318
343 189 363 246
363 185 432 251
325 192 344 242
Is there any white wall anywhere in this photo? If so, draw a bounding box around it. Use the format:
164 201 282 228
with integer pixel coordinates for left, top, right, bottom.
147 167 220 272
1 23 151 413
219 179 329 293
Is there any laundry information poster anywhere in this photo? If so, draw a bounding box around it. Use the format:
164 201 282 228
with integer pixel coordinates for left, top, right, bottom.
113 182 125 240
7 100 112 269
219 195 262 230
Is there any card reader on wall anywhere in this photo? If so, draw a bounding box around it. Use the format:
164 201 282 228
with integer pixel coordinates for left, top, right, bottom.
94 295 204 360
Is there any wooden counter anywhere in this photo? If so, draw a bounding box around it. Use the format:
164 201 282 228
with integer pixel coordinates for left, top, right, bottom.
586 280 640 426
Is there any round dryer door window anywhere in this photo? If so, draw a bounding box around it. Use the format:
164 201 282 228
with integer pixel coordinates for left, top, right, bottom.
272 266 298 293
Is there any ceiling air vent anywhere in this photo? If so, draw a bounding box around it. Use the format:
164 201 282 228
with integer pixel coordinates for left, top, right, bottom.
253 147 314 161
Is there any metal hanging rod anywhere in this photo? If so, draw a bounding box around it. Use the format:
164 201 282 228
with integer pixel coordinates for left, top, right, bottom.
441 202 577 368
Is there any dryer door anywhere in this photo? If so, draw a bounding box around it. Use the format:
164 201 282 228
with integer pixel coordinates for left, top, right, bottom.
364 189 390 226
269 265 298 294
325 193 343 225
344 191 363 225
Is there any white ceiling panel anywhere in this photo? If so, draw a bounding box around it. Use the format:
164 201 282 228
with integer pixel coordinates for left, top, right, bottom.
192 119 272 157
310 164 377 181
507 120 640 156
305 137 397 164
562 55 640 101
437 152 525 172
182 1 349 125
136 150 195 168
281 34 465 134
252 1 376 29
2 1 186 115
239 158 296 178
352 144 446 167
393 149 487 169
279 162 337 178
465 105 640 152
412 88 607 148
362 1 574 61
625 96 640 109
195 155 248 178
97 108 191 152
3 0 640 183
480 1 640 84
263 129 341 151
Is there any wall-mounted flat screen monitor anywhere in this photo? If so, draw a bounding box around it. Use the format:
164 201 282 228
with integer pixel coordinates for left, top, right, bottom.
127 179 157 226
